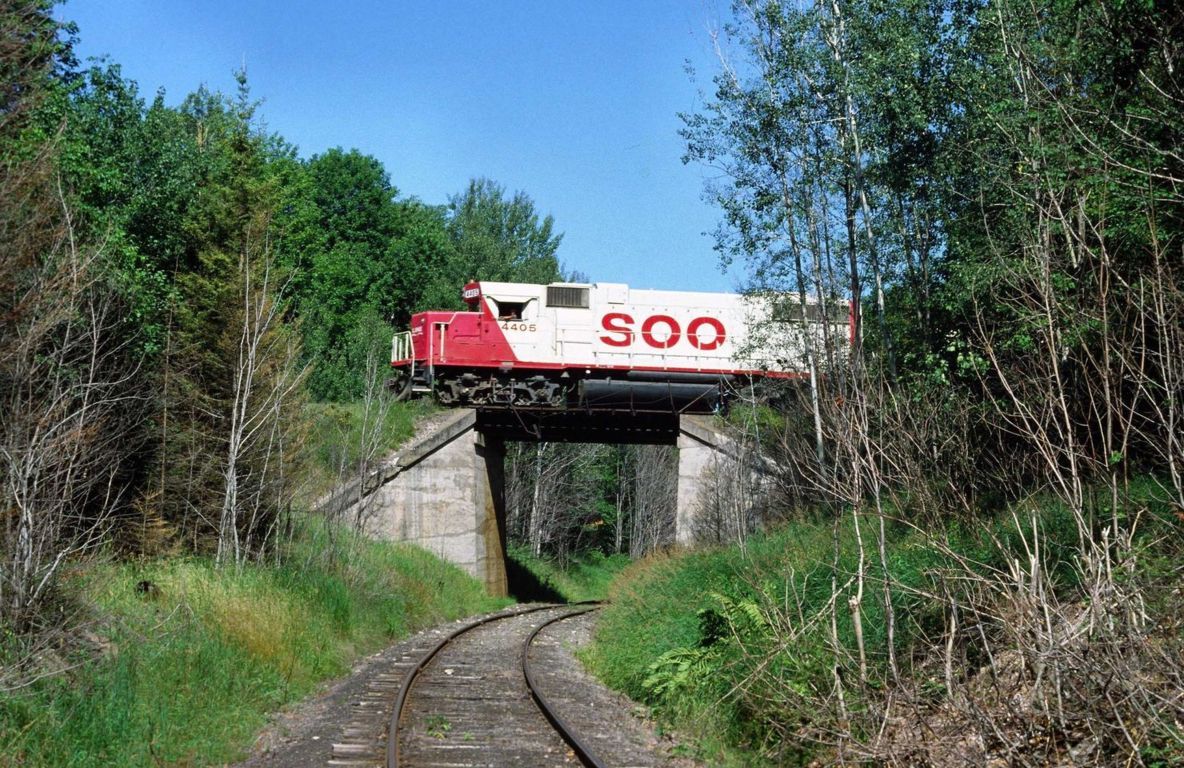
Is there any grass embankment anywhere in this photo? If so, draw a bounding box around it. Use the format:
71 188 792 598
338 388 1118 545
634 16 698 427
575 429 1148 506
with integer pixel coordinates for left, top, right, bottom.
0 518 507 767
303 398 437 496
505 544 631 603
584 481 1181 765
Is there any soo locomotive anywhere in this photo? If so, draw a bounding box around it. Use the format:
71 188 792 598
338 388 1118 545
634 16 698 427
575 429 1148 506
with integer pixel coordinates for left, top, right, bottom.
390 281 850 413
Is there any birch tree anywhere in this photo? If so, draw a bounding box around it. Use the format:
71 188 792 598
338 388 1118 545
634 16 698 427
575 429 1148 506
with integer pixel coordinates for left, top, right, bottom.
1 173 145 630
216 210 305 568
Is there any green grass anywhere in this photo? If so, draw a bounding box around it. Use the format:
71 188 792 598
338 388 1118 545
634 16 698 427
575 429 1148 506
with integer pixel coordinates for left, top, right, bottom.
303 398 437 496
584 521 858 767
584 480 1182 766
0 516 506 767
505 544 631 603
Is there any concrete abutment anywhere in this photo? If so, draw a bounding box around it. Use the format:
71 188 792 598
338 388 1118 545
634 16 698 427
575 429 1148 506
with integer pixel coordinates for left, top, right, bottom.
339 409 743 595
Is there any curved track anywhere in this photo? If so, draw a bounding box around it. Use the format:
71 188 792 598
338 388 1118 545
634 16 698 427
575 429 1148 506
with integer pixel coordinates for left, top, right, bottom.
388 603 604 768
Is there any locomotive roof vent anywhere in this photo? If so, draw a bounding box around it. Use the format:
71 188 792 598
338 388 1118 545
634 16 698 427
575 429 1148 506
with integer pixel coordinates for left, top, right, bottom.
546 285 590 309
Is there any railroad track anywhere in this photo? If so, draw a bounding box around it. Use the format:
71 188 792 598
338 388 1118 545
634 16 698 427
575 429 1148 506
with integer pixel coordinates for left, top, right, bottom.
386 603 605 768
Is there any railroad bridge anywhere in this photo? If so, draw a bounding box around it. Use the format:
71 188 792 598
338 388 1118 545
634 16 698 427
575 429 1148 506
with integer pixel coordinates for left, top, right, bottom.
328 408 748 596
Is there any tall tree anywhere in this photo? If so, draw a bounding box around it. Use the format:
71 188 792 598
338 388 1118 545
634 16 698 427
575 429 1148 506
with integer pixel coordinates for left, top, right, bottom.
297 148 400 398
681 1 1184 757
446 177 563 285
1 2 148 630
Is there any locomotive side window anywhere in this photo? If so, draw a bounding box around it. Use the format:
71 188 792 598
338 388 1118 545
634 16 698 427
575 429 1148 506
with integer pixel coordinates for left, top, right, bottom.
546 286 590 309
499 302 524 320
492 299 537 320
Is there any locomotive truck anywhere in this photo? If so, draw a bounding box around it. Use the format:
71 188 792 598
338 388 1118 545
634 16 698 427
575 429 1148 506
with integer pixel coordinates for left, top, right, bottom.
389 281 850 413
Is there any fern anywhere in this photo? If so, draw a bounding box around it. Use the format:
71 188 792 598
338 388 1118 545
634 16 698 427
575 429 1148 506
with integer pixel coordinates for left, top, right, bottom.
643 592 775 704
642 646 714 701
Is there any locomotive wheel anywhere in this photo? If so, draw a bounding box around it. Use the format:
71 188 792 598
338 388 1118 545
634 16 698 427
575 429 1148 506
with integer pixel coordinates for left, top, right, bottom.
429 371 571 409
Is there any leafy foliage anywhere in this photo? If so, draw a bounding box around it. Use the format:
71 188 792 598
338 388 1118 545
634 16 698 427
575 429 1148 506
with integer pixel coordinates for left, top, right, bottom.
1 0 572 631
446 177 563 285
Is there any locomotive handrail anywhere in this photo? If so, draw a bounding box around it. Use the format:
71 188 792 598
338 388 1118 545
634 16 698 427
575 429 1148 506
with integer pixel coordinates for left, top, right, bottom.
431 312 468 366
391 331 413 364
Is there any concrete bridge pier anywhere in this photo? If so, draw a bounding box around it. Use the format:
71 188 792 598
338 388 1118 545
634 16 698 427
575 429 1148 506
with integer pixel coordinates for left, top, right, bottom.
474 433 508 596
675 415 752 545
337 408 750 597
676 423 716 545
336 410 508 596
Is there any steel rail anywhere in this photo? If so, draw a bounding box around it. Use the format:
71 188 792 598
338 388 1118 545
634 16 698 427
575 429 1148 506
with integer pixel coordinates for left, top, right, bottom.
387 602 599 768
521 606 606 768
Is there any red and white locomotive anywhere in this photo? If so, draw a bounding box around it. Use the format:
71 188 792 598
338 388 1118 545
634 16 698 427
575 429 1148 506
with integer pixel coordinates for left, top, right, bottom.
390 281 850 413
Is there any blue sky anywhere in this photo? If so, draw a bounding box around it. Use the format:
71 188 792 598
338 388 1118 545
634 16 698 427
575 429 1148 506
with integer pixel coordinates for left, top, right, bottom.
58 1 745 293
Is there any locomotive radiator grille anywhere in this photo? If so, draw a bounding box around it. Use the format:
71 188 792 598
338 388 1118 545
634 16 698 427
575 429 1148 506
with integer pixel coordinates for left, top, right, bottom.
546 285 590 308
